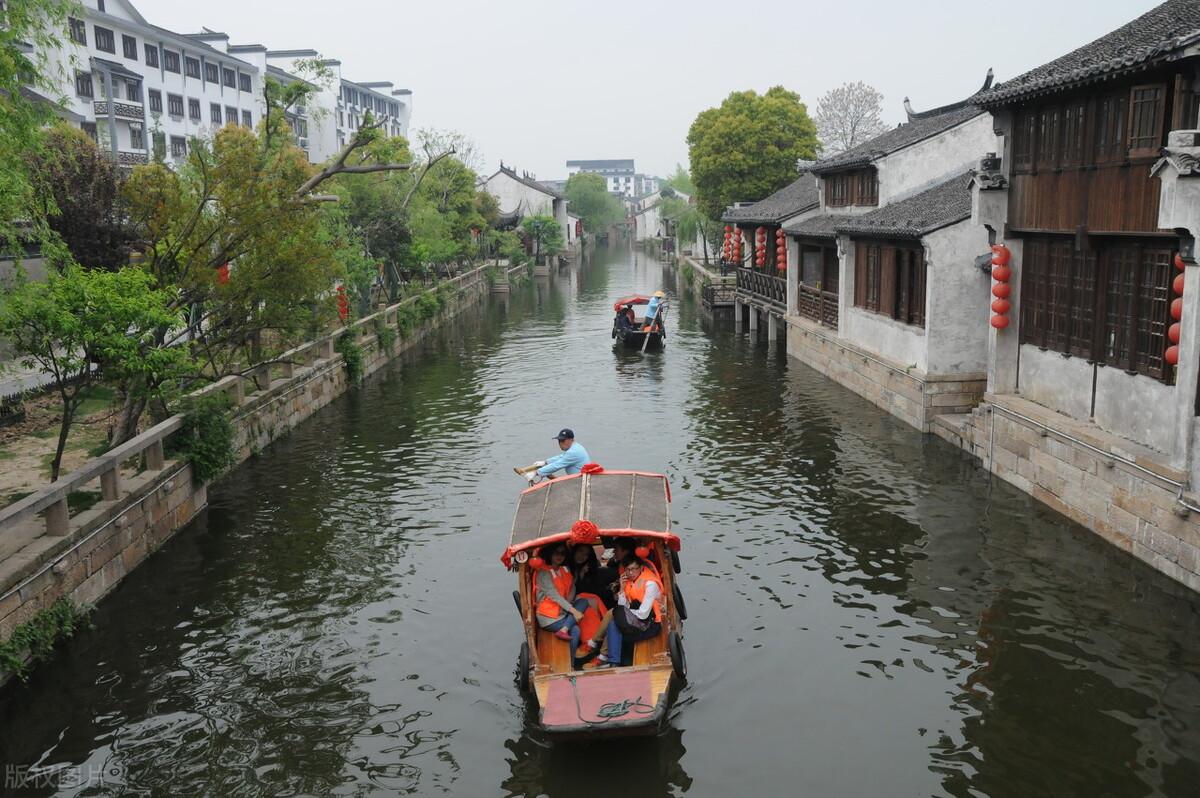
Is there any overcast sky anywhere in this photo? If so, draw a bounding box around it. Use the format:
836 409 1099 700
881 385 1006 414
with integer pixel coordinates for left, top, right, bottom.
143 0 1158 181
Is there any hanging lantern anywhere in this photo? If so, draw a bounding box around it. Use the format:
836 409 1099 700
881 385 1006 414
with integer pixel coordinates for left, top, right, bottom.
1172 297 1184 321
991 299 1011 314
336 284 350 322
992 283 1011 299
1176 252 1187 271
992 265 1012 282
217 263 230 284
990 315 1010 329
1174 273 1186 295
991 244 1011 267
990 245 1013 330
1166 345 1180 365
1169 323 1182 344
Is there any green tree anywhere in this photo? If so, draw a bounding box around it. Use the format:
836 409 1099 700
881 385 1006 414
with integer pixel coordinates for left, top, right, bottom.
659 196 719 262
565 172 624 233
0 0 78 252
686 86 819 219
521 215 563 261
26 123 135 271
0 265 191 480
665 164 696 195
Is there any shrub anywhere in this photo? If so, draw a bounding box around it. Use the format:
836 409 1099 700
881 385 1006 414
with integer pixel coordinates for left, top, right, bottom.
175 392 236 483
335 333 364 382
0 598 92 681
373 316 397 353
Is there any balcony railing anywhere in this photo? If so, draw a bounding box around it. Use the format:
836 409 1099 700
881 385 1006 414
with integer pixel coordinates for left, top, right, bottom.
94 100 144 120
117 151 148 166
797 282 838 329
736 267 785 310
702 281 736 309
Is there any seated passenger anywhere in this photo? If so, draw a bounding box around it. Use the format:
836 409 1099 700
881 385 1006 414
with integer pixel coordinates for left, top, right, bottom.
534 544 590 663
571 543 616 660
614 307 633 333
601 555 664 667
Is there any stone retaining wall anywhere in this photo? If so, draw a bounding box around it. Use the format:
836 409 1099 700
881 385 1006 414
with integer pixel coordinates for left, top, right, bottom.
933 395 1200 594
786 314 985 432
0 273 490 667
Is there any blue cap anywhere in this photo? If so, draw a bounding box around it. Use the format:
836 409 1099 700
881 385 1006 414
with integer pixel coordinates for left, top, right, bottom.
555 428 574 441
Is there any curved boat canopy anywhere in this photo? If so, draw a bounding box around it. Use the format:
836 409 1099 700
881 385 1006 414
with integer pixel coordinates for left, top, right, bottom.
612 295 651 311
501 469 679 568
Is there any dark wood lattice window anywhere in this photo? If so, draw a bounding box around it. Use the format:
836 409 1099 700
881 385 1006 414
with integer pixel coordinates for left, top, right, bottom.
865 244 880 311
1013 109 1037 172
854 241 924 326
1128 84 1167 157
856 170 878 206
1037 106 1061 169
828 174 850 207
1061 100 1087 167
1094 93 1128 164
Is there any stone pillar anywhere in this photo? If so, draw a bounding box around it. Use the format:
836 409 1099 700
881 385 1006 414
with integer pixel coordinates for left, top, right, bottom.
1172 261 1200 470
748 306 759 332
767 313 778 341
734 298 743 330
786 237 799 316
100 466 121 501
836 236 853 338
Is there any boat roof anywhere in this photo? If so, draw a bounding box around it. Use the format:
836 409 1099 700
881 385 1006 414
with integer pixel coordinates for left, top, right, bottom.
613 295 651 310
501 470 678 567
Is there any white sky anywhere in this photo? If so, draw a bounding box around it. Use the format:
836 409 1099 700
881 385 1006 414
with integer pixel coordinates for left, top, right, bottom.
143 0 1159 181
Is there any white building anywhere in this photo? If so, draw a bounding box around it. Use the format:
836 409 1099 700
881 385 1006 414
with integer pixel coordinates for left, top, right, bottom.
33 0 264 167
479 164 570 248
566 159 636 197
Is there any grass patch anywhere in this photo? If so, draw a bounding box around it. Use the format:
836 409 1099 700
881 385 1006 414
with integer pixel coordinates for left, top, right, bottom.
75 385 116 418
31 427 58 439
4 490 33 505
0 449 15 461
66 490 102 514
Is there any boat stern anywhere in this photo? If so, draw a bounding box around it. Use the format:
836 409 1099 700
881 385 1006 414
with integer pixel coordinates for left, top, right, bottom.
537 667 671 738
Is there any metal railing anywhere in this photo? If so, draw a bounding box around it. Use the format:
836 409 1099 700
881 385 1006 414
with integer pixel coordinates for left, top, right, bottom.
736 267 786 309
797 283 838 329
702 282 737 309
0 265 488 540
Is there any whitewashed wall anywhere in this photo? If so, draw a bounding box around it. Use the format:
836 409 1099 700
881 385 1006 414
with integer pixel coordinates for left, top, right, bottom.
923 222 990 374
880 114 997 204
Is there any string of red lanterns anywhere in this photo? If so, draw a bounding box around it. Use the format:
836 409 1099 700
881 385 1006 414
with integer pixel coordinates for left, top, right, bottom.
775 229 787 271
755 226 767 267
990 244 1012 329
722 225 732 262
1167 253 1185 367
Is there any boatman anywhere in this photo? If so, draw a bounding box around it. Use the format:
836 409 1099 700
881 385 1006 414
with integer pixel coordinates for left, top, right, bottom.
527 429 590 483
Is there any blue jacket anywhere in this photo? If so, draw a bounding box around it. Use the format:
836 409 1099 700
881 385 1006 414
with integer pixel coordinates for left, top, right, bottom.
538 441 590 476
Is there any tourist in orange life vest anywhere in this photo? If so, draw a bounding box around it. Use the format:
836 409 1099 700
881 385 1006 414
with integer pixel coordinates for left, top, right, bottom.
601 555 664 667
535 544 591 658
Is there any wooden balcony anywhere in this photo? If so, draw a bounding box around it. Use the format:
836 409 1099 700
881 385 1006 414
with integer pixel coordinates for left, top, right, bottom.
93 100 144 120
702 281 736 309
797 282 838 328
736 267 785 311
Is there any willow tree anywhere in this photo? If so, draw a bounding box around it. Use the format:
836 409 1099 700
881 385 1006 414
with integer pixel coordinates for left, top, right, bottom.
686 87 819 219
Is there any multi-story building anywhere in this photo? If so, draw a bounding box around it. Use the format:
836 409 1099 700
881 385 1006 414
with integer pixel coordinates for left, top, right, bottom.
36 0 264 167
566 159 636 197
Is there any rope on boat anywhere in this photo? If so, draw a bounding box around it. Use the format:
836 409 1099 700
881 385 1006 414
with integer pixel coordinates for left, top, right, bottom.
568 676 656 725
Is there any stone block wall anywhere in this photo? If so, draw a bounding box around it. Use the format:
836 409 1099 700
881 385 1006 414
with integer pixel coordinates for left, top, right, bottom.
786 315 985 432
933 395 1200 594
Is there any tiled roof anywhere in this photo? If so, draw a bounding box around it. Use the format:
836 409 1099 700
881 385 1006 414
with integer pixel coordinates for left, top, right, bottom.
782 214 854 239
493 165 565 200
810 105 984 174
722 174 820 224
977 0 1200 106
834 171 974 239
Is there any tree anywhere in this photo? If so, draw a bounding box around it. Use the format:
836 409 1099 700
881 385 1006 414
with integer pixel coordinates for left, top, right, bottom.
815 81 890 155
659 196 719 263
565 172 624 233
665 164 696 195
687 86 820 219
0 0 77 252
26 124 136 271
0 265 191 480
521 216 563 261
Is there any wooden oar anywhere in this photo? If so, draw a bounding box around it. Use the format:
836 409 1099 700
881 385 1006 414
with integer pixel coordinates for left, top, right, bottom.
513 463 540 476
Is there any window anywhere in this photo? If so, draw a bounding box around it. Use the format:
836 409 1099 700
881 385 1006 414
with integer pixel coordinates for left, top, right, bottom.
185 57 201 79
188 97 200 120
1013 109 1037 172
144 43 158 67
97 0 105 9
210 103 222 124
239 73 251 92
74 70 93 98
225 106 237 126
130 122 143 150
1020 235 1174 380
1036 105 1060 169
122 34 138 60
241 109 252 127
148 88 162 113
82 122 97 142
855 170 878 206
125 80 140 102
164 49 180 73
827 173 850 207
1094 93 1128 165
204 62 219 83
827 170 876 206
854 241 926 326
223 68 236 88
170 136 187 158
1061 100 1087 167
167 93 183 117
1128 84 1167 157
69 17 86 45
94 26 115 53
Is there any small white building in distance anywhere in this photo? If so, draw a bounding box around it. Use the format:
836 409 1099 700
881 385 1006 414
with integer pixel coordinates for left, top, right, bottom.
566 159 636 197
479 164 570 248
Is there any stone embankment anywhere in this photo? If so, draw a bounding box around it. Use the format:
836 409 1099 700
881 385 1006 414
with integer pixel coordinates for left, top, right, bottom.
0 264 504 678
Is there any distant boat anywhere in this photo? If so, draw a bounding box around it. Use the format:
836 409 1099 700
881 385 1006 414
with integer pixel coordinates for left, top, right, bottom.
611 294 667 350
501 467 687 738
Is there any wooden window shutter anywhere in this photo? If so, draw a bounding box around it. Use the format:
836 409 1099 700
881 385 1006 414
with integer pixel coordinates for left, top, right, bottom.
854 243 867 307
879 246 898 318
1128 83 1167 156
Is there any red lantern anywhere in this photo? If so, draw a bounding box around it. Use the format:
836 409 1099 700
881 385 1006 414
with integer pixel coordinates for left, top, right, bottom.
1172 297 1184 321
1175 252 1186 271
1169 322 1182 344
1166 345 1180 366
990 244 1011 266
992 283 1011 299
992 265 1012 282
991 299 1011 314
217 263 230 284
1174 273 1186 296
336 284 349 322
990 315 1010 329
527 556 545 570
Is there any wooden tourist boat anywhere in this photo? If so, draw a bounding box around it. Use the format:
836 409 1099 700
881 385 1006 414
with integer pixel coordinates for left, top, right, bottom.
501 466 687 738
611 294 667 350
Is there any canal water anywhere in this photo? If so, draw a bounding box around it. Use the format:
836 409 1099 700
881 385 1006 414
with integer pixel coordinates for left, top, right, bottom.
2 246 1199 797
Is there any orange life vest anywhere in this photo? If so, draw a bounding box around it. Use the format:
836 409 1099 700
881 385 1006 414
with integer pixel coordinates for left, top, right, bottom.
623 568 664 623
535 566 574 619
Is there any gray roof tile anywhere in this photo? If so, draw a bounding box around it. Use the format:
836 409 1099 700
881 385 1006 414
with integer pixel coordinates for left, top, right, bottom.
977 0 1200 106
722 174 820 224
810 105 984 174
834 171 974 239
783 214 855 239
